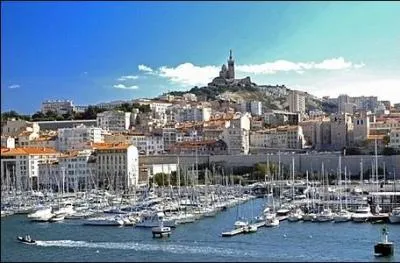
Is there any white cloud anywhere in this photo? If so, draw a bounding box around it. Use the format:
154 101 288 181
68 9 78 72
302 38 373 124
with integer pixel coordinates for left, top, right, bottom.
138 64 154 73
143 57 365 87
117 75 139 81
113 84 139 90
8 84 20 89
158 63 220 87
237 57 363 74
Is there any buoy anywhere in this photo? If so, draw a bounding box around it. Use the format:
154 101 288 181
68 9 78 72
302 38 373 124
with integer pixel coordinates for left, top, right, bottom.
283 234 287 238
309 235 312 239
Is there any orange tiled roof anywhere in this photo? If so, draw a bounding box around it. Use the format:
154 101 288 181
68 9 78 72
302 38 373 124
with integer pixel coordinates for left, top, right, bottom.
90 142 132 150
367 135 386 140
1 147 59 156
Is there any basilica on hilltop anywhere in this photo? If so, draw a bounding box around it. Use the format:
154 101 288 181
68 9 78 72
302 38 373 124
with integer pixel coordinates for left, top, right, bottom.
208 50 255 88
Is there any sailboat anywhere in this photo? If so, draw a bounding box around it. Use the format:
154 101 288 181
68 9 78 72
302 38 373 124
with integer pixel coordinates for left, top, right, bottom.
316 163 334 222
334 158 352 223
303 171 316 221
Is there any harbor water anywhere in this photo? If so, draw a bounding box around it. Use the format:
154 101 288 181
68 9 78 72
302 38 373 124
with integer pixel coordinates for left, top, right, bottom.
1 198 399 262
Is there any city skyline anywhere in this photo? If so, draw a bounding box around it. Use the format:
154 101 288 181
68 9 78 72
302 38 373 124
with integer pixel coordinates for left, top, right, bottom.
2 1 400 114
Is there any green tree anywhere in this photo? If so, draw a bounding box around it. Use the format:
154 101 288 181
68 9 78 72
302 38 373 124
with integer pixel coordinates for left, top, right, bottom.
383 135 390 146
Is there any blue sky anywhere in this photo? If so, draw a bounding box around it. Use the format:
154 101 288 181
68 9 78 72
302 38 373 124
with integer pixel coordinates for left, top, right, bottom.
2 1 400 114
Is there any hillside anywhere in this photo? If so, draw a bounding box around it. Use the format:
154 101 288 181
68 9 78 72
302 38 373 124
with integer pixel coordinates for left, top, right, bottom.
166 82 337 113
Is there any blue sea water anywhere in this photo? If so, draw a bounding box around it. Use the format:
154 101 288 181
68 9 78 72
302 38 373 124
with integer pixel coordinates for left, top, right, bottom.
1 198 399 262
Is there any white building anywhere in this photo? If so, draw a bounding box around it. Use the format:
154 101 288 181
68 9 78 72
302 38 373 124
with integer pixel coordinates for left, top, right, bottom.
92 143 139 189
41 100 74 116
128 133 164 155
288 90 306 114
176 106 212 123
183 93 197 102
1 136 15 148
221 113 251 155
240 101 262 116
1 147 60 191
1 119 40 137
57 124 103 152
163 128 178 151
250 126 305 150
38 149 95 191
96 110 132 131
388 128 400 149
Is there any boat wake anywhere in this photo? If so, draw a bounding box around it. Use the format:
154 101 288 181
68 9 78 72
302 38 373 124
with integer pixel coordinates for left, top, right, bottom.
34 240 240 256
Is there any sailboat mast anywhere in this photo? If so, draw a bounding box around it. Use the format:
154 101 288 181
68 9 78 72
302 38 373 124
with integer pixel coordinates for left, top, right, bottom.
292 157 295 201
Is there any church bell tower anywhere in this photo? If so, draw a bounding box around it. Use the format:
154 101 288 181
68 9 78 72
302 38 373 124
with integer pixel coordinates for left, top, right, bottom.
227 49 235 80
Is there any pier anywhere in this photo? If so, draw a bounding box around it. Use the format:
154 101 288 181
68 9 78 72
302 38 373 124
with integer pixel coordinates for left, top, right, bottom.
221 221 265 237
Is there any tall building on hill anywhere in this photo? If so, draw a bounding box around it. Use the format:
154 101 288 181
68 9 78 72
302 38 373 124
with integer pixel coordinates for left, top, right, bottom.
288 90 306 113
219 50 235 80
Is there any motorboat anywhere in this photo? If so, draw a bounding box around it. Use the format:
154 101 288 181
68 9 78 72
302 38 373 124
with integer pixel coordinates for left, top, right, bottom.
17 235 36 244
243 225 257 233
49 213 65 222
27 207 54 222
152 212 172 238
276 208 290 221
389 207 400 224
265 216 280 227
234 220 248 229
352 206 372 223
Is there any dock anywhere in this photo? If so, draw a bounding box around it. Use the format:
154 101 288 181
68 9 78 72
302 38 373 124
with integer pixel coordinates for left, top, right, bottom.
221 221 265 237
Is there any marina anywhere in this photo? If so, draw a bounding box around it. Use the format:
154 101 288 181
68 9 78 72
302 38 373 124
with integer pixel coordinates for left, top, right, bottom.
2 197 400 262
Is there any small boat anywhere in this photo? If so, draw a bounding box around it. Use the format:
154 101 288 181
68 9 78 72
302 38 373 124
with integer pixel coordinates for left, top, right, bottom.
265 217 280 227
17 236 36 244
374 226 394 257
243 225 257 233
49 213 65 222
152 226 172 238
389 207 400 224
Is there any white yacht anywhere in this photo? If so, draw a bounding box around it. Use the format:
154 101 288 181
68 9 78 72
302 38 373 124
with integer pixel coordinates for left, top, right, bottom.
389 207 400 224
49 213 65 222
351 206 373 223
53 204 75 216
27 207 54 222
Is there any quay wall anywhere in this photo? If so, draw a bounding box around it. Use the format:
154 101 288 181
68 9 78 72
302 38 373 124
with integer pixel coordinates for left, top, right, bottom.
140 154 400 179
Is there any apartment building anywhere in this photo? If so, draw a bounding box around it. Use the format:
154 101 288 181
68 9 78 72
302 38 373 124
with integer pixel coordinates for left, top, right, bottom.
288 90 306 113
388 128 400 149
57 124 103 152
1 147 61 191
91 143 139 189
41 100 74 116
96 110 132 131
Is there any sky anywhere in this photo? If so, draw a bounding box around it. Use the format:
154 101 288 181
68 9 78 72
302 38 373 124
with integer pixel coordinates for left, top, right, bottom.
1 1 400 114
